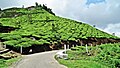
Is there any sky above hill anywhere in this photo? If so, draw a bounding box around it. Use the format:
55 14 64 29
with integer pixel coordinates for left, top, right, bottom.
0 0 120 37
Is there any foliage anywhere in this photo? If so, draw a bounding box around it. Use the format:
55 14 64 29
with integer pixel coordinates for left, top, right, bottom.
0 57 20 68
35 2 39 7
42 4 55 15
0 4 119 48
57 43 120 68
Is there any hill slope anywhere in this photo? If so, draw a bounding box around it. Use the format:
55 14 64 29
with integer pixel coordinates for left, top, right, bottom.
0 4 119 53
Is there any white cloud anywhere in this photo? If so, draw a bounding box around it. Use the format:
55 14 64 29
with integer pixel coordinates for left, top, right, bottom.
104 23 120 37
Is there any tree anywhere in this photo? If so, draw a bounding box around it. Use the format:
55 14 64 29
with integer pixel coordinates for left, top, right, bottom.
0 8 2 17
22 5 24 8
42 4 55 15
0 8 1 11
42 4 47 10
93 25 96 27
112 33 115 36
38 4 42 7
35 2 39 7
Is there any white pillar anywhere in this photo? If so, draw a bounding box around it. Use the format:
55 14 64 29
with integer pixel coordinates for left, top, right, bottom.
86 44 88 54
64 44 66 54
20 46 22 54
67 45 69 49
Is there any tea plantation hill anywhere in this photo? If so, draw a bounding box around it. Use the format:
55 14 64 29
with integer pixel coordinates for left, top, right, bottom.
0 4 120 54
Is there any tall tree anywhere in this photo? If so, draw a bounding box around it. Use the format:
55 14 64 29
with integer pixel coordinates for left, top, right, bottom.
93 25 96 27
22 5 24 8
42 4 47 10
35 2 39 7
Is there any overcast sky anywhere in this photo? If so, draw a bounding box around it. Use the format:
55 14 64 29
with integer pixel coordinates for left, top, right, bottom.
0 0 120 37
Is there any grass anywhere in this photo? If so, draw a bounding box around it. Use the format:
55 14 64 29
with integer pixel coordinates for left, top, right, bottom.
0 57 21 68
56 43 120 68
58 59 108 68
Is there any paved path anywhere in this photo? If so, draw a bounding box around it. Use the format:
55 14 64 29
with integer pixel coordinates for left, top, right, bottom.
14 50 67 68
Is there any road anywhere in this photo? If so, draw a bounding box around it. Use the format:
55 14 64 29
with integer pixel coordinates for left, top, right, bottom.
14 50 67 68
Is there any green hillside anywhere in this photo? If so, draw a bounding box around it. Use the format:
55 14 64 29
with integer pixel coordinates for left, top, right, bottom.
0 4 119 49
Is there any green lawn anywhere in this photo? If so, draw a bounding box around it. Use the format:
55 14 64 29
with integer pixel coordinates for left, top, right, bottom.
0 57 21 68
57 43 120 68
58 59 108 68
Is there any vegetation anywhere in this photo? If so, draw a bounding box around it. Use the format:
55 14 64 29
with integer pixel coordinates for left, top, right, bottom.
0 3 119 48
57 43 120 68
0 2 120 68
0 57 20 68
0 3 119 68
